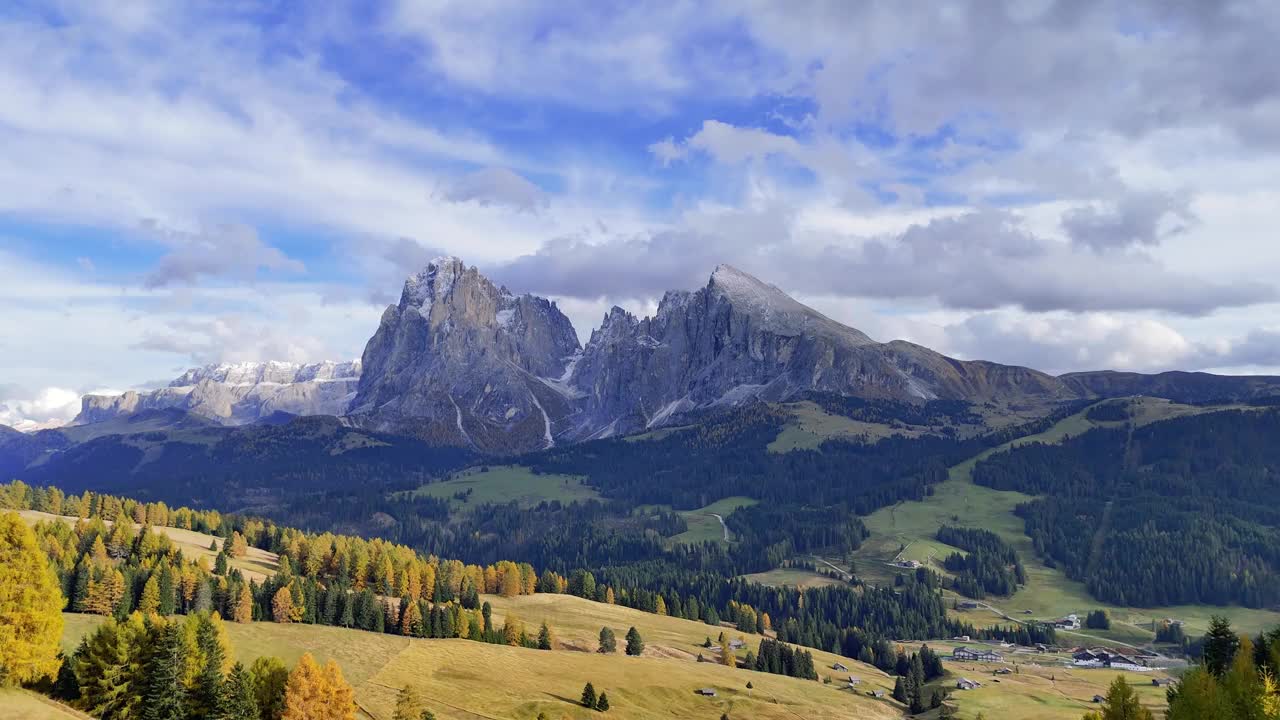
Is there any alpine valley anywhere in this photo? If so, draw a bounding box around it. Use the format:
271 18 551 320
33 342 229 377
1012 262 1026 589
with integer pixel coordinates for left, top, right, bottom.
7 259 1280 720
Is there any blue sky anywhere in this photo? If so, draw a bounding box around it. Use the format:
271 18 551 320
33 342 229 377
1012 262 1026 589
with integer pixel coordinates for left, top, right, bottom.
3 1 1280 429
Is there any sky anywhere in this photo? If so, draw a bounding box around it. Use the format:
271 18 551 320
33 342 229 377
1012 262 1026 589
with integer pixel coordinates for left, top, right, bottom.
3 0 1280 430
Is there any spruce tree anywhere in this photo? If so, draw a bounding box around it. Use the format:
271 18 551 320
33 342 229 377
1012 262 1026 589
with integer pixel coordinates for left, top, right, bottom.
595 692 610 712
598 626 617 653
1204 616 1240 678
892 676 907 703
625 627 644 656
142 622 188 720
537 622 553 650
190 613 228 719
223 662 260 720
581 682 597 708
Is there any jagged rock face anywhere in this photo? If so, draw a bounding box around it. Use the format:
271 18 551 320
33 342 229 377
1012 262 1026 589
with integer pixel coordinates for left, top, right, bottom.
74 361 361 426
348 257 580 453
562 265 1073 439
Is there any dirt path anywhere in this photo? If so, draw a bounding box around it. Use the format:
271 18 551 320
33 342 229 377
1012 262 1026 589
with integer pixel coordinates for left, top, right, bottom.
708 512 731 541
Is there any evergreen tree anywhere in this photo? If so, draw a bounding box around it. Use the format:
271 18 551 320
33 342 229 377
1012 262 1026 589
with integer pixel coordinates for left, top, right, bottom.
537 622 553 650
0 511 64 685
598 626 617 653
595 692 610 712
625 627 644 656
223 662 260 720
190 613 228 719
892 676 907 703
1204 616 1241 678
581 682 597 708
1081 676 1155 720
141 621 188 720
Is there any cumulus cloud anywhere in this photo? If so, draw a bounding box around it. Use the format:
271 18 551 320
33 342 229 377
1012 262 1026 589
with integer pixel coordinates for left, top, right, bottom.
142 224 305 288
440 167 548 212
0 386 83 431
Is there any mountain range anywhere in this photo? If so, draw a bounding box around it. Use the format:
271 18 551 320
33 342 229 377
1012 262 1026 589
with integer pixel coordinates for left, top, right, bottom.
51 257 1280 454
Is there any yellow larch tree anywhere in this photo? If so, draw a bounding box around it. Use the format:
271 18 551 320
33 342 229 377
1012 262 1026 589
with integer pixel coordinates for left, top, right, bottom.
0 511 65 685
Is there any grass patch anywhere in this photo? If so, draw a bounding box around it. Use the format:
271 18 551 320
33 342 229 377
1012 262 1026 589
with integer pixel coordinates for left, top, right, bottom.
667 497 758 546
740 567 845 589
767 401 925 453
0 689 93 720
409 465 601 509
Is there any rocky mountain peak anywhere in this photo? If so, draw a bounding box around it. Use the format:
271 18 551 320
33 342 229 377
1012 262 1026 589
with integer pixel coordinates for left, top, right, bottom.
348 257 580 452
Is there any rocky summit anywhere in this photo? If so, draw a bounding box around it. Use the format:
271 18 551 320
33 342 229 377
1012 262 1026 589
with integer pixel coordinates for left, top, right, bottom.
347 257 580 453
75 360 361 426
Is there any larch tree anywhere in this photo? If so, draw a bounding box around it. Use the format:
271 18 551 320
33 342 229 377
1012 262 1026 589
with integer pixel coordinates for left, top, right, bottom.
321 658 356 720
393 685 422 720
251 656 289 720
0 511 64 686
1081 676 1155 720
272 586 296 623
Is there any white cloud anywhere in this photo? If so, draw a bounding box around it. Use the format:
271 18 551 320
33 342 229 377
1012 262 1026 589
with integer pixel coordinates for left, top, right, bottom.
0 387 83 431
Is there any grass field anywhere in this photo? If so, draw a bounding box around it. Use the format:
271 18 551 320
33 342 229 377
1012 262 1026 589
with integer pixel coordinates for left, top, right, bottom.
0 689 93 720
61 593 905 720
854 402 1280 641
767 401 926 452
408 465 601 509
18 509 280 583
741 567 846 589
667 496 758 545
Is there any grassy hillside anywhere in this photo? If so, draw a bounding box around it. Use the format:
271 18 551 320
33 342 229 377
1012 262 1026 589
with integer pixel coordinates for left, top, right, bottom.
853 401 1280 640
0 690 94 720
18 509 279 583
767 401 927 452
62 595 905 720
408 465 600 509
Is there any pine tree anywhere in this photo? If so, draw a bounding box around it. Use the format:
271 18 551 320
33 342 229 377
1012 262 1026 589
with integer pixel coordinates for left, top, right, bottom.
223 662 260 720
598 627 617 653
0 511 64 685
141 620 188 720
1204 616 1241 678
892 676 907 703
537 622 553 650
595 692 610 712
581 682 597 708
625 627 644 656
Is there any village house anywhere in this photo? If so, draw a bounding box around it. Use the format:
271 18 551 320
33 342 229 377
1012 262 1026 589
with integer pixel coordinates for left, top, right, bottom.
956 678 982 691
952 646 1005 663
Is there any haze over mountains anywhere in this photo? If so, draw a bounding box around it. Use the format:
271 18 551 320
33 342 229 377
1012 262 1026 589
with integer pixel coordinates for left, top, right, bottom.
52 258 1280 454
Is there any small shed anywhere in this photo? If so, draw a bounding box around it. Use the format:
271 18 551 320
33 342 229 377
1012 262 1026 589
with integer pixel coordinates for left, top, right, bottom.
832 662 850 672
696 688 718 697
957 678 981 691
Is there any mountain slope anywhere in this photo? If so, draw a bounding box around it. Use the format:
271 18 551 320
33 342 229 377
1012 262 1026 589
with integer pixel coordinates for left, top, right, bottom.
1060 369 1280 403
